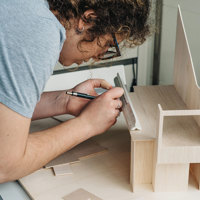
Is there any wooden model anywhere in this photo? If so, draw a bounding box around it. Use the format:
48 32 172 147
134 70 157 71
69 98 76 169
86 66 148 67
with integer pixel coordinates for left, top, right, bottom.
130 6 200 192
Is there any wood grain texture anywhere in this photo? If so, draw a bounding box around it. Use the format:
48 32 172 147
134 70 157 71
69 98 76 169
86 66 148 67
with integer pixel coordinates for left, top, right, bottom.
174 7 200 127
62 188 103 200
130 7 200 192
132 141 154 186
129 85 188 141
153 163 189 192
45 150 80 168
45 139 107 168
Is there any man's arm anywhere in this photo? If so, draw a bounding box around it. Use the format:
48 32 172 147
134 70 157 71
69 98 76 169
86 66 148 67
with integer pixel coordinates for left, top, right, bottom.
32 79 113 120
0 86 123 183
0 103 91 183
32 90 69 120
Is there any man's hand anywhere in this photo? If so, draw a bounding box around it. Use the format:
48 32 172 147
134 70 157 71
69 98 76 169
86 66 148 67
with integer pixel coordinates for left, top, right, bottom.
77 87 124 137
66 79 112 116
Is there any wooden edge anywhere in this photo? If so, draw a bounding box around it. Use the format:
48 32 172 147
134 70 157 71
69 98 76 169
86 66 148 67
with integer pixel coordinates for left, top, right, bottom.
130 140 135 192
157 105 164 147
78 149 108 160
161 109 200 117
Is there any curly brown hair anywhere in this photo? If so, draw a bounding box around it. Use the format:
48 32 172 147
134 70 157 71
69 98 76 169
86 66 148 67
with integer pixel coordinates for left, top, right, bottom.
47 0 151 47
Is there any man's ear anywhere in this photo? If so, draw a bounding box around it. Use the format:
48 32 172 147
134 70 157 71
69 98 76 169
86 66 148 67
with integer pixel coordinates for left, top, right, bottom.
77 10 96 31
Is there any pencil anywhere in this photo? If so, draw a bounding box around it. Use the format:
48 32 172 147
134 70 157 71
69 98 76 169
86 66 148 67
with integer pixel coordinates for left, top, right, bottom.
66 91 96 100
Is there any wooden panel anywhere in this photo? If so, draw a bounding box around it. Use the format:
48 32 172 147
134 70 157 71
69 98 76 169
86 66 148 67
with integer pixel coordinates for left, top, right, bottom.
173 7 200 127
45 139 107 168
153 105 200 164
129 85 188 141
133 141 154 184
45 150 80 168
153 163 189 192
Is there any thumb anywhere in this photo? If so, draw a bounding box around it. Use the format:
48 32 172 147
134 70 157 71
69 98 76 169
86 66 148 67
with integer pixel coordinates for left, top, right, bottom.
91 79 112 90
104 87 124 99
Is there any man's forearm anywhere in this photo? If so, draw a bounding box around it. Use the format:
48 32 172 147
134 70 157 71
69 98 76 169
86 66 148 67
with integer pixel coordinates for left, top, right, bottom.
32 91 69 120
1 117 91 182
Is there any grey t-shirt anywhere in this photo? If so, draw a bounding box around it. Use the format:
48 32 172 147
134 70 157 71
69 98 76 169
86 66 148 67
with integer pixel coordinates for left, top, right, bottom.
0 0 66 118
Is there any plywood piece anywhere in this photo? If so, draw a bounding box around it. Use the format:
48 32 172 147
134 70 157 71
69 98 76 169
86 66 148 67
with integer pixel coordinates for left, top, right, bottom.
45 150 80 168
45 139 107 168
153 163 189 192
154 105 200 164
131 140 154 191
174 6 200 127
53 164 73 176
72 139 107 160
62 188 103 200
129 85 188 141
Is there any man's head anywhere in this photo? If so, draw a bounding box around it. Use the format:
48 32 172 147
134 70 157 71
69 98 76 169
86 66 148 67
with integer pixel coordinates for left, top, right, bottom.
47 0 151 66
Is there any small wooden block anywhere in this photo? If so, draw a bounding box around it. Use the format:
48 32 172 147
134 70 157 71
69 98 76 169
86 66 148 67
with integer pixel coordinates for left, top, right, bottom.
53 164 73 176
62 188 103 200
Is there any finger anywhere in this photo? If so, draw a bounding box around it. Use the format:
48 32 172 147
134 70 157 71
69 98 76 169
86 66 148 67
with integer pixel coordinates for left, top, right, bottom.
115 109 120 118
105 87 124 99
90 79 112 90
114 99 123 109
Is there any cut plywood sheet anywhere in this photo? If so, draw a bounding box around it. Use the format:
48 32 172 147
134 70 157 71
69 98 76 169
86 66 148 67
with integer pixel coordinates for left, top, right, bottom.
133 141 154 184
72 139 107 160
62 188 103 200
174 6 200 128
45 139 107 168
45 150 80 168
53 164 73 176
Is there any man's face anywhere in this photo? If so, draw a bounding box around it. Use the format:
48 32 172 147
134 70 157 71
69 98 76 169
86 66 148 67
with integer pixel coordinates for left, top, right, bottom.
59 30 121 66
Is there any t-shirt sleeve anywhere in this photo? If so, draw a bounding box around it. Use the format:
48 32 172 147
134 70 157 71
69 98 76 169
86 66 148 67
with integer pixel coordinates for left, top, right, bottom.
0 15 65 118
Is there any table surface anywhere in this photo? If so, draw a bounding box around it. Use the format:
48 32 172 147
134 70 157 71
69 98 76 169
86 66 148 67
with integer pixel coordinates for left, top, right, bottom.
18 113 200 200
2 97 200 199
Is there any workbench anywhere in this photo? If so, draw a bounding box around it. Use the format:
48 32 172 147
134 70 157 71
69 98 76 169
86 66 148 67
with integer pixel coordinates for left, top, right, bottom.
17 113 200 200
